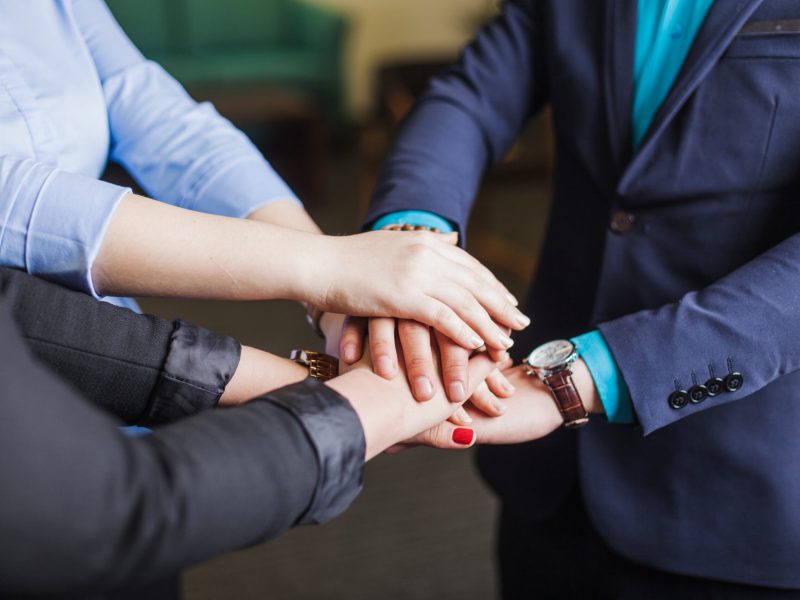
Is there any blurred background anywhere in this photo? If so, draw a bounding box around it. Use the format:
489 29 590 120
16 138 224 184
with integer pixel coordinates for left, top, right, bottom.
103 1 554 598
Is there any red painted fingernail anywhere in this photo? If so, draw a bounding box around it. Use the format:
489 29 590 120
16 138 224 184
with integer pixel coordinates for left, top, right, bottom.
452 428 474 445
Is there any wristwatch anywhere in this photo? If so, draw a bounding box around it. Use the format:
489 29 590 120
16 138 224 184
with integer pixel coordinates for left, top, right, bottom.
291 349 339 382
524 340 590 429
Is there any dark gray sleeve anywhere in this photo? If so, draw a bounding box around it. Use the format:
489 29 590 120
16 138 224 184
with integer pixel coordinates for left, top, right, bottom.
0 304 364 597
0 267 240 426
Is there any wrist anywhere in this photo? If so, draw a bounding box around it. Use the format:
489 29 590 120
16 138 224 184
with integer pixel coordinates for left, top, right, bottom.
572 359 603 414
325 369 403 460
282 231 335 306
220 346 308 406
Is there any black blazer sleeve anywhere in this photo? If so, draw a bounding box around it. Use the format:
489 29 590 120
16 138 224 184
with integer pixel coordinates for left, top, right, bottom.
0 302 364 597
0 267 241 426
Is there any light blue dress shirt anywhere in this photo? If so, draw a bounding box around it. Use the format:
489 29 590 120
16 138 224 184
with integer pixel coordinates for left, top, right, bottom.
0 0 300 311
375 0 715 424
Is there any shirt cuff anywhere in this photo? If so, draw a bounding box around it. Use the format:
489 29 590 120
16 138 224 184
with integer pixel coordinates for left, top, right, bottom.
264 378 365 525
1 162 130 298
371 210 455 232
143 320 242 426
571 330 634 424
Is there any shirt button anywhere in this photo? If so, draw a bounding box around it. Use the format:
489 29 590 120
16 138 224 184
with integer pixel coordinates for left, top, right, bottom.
610 210 635 234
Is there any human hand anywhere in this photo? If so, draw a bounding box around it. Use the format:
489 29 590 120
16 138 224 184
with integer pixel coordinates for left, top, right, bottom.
463 359 602 443
335 314 515 407
310 230 528 354
324 341 500 459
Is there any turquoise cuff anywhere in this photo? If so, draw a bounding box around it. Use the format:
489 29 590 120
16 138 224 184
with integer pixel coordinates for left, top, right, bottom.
571 330 634 424
371 210 455 233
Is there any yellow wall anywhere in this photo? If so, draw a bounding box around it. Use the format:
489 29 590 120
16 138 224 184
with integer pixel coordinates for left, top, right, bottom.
307 0 498 117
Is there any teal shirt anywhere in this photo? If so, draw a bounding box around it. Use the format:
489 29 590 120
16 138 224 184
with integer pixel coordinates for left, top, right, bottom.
375 0 714 424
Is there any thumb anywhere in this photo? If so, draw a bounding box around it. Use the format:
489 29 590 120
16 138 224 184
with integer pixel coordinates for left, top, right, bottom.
413 421 476 449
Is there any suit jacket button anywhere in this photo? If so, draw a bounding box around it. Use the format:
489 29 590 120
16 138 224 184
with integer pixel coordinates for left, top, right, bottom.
669 390 689 409
705 377 725 396
724 372 744 392
610 211 635 234
689 384 708 404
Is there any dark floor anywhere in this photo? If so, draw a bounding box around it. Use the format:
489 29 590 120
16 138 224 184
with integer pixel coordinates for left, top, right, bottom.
137 144 551 600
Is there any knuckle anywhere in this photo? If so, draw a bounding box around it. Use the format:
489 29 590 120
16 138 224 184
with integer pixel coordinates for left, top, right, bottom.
433 305 455 329
407 355 431 372
370 339 394 356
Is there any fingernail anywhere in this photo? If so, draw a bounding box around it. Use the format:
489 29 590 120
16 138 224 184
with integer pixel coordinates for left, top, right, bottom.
499 333 514 349
501 380 516 394
453 407 473 424
452 427 475 445
413 376 434 399
342 344 357 363
492 399 508 414
506 293 519 306
448 381 466 403
376 355 395 376
515 314 531 328
470 335 485 349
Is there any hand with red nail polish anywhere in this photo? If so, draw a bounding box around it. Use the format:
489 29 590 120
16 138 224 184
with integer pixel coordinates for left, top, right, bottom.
324 344 497 459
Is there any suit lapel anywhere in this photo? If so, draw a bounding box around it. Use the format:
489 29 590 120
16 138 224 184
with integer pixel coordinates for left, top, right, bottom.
616 0 764 195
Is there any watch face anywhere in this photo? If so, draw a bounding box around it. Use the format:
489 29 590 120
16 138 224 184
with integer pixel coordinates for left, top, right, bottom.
526 340 576 370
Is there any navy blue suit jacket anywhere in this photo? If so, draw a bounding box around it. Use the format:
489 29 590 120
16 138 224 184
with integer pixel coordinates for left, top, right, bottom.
367 0 800 587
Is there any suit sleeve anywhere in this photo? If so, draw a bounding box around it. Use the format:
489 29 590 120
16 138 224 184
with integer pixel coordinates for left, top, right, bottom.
598 234 800 435
364 0 547 235
71 0 300 218
0 303 364 597
0 267 241 426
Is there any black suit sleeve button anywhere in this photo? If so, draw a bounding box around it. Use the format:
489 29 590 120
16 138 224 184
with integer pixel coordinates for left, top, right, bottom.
705 377 724 397
669 390 689 409
724 372 744 392
689 384 708 404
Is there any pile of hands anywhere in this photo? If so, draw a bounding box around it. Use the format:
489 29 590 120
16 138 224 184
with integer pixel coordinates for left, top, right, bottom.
316 229 600 459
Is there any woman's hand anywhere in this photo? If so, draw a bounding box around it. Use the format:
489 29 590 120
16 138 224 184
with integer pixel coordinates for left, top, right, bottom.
313 230 529 354
325 346 499 460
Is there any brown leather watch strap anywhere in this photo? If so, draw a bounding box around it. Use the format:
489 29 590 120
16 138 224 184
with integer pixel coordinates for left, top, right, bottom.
542 368 589 428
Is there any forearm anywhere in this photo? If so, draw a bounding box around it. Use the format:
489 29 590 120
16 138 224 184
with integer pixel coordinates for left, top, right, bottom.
220 346 308 406
92 193 326 303
599 233 800 434
1 314 363 595
1 267 240 425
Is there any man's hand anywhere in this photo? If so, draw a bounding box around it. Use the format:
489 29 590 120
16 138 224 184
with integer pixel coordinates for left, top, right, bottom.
466 360 602 443
324 312 517 414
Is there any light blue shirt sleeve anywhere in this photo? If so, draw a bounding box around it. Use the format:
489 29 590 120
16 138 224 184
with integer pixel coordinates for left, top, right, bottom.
0 0 303 303
571 331 634 424
73 0 301 220
371 210 455 232
0 157 131 297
